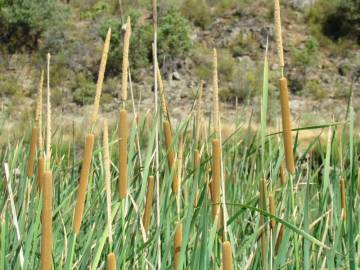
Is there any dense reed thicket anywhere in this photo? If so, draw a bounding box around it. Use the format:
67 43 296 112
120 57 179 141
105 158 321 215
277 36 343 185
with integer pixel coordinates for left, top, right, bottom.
1 1 359 270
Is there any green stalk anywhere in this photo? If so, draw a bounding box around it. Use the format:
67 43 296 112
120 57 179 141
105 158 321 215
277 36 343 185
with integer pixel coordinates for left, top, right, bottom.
64 233 77 270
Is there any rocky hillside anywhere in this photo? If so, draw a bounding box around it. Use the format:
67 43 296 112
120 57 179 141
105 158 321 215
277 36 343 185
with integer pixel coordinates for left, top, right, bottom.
0 0 359 142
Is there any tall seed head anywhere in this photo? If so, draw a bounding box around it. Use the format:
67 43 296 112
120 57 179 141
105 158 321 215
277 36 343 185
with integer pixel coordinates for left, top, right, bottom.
211 139 221 221
73 134 95 234
279 77 295 173
222 241 233 270
91 28 111 127
143 176 155 232
103 120 113 244
212 49 220 137
36 71 44 150
157 65 168 120
40 171 53 270
46 53 52 166
274 0 284 67
173 222 182 270
195 81 204 146
121 16 131 102
118 110 128 199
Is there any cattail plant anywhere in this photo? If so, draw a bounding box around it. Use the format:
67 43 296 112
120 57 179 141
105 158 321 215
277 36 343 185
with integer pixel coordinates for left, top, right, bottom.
36 71 44 190
279 162 286 186
259 178 268 266
357 167 360 196
26 124 37 177
274 0 295 173
107 252 117 270
173 222 182 270
66 28 111 269
211 49 221 222
103 120 117 269
41 54 53 270
222 241 233 270
143 176 155 232
118 17 131 200
156 66 179 194
40 171 52 270
269 193 276 230
340 177 346 221
193 81 204 207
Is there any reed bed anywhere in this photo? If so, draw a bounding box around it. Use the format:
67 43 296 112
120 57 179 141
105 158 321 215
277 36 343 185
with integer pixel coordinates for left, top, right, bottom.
1 1 359 269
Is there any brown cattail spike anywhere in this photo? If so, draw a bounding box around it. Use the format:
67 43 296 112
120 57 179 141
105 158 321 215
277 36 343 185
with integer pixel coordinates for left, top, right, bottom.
279 77 295 173
73 133 95 234
340 177 346 221
107 252 117 270
103 120 113 244
222 241 233 270
174 223 182 270
274 0 284 68
40 171 52 270
121 16 131 102
143 176 155 232
118 109 128 199
27 127 38 177
163 120 178 194
37 156 45 190
211 139 221 222
269 193 276 230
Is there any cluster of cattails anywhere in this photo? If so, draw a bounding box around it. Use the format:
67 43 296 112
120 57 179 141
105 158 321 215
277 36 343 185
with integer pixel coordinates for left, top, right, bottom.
64 27 112 269
274 0 295 174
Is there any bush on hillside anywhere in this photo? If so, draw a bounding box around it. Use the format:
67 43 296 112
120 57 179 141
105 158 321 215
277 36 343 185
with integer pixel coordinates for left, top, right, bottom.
0 0 68 52
99 9 191 77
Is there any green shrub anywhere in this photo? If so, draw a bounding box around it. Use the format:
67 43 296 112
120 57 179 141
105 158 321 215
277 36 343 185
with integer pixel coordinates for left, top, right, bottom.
99 9 191 76
181 0 211 29
0 0 68 52
306 79 327 99
307 0 360 42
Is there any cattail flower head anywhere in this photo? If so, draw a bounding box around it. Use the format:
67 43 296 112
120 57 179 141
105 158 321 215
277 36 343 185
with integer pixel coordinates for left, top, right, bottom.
222 241 233 270
195 80 204 146
157 65 168 120
143 176 155 232
173 222 182 270
103 120 113 244
274 0 284 67
340 177 346 221
91 28 111 127
107 252 117 270
36 71 44 150
46 53 52 166
279 77 295 173
211 139 221 221
121 16 131 102
40 171 53 270
212 49 220 138
118 109 128 199
73 133 95 234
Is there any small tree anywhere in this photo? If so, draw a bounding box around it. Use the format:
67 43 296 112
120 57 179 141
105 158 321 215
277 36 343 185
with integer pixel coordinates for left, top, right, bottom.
0 0 67 52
